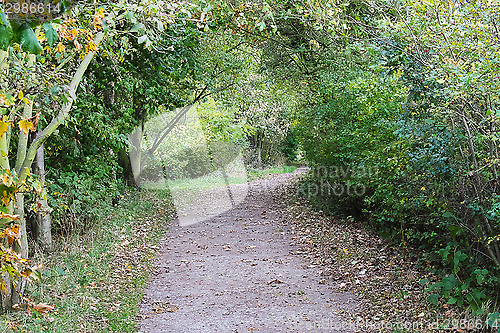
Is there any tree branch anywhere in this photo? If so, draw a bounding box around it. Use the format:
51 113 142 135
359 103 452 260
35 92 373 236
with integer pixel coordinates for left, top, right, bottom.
19 32 105 182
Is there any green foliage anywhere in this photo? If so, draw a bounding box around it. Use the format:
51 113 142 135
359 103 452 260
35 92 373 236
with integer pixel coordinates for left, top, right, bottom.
3 0 500 320
0 10 13 49
16 23 42 55
295 38 500 313
46 161 124 234
296 60 405 217
247 165 297 181
280 132 299 162
422 267 490 313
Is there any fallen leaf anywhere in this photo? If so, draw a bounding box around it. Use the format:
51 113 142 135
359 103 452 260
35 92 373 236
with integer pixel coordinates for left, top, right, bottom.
267 279 283 284
166 305 179 312
32 303 55 315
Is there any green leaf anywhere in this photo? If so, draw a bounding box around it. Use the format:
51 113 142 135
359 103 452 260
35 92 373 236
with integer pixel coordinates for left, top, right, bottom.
138 35 148 44
427 294 439 305
0 10 13 50
442 211 454 218
453 251 467 268
16 23 42 54
487 312 500 330
130 23 145 33
56 266 66 275
448 297 457 304
438 247 450 261
43 22 58 46
419 278 429 286
475 269 488 284
49 85 60 96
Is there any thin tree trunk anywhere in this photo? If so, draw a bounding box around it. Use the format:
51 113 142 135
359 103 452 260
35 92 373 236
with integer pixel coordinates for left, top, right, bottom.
130 120 143 187
32 141 52 251
0 52 16 312
256 132 262 169
14 87 34 258
0 49 14 312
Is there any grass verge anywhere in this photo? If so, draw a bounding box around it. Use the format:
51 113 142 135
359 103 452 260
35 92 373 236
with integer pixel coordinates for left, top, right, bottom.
247 165 297 181
0 189 174 333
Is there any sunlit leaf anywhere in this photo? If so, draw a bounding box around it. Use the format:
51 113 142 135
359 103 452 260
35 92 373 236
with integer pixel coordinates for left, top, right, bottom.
0 121 8 138
18 119 35 136
0 280 7 295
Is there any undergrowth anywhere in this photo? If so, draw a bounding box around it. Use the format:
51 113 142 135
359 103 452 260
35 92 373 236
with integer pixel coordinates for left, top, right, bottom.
0 188 174 332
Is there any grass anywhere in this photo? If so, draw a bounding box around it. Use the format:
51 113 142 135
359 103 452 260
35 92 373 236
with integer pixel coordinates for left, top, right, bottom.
247 165 297 181
0 189 175 332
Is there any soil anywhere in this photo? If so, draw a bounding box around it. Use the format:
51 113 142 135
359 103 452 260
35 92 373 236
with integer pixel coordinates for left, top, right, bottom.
138 168 360 333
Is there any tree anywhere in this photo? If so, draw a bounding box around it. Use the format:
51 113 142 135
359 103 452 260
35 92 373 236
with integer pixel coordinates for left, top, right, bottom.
0 0 208 311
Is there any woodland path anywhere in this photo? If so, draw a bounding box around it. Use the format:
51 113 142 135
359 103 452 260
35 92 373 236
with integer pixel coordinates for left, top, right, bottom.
138 169 359 333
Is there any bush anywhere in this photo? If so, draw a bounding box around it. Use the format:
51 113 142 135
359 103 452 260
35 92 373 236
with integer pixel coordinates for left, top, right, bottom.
294 53 500 311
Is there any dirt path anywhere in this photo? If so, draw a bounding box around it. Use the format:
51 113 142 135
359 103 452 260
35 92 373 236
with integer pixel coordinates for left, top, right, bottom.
138 169 359 333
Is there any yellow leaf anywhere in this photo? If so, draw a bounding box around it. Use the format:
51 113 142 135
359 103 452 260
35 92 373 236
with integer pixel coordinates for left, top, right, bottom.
18 119 35 136
0 151 7 157
56 42 65 53
18 91 23 100
22 97 30 105
0 280 6 295
0 213 19 220
20 268 32 278
0 121 8 138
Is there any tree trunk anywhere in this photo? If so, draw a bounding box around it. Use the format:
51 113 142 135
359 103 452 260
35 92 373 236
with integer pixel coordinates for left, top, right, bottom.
130 121 143 187
18 32 105 184
32 142 52 251
14 88 33 258
255 132 262 169
118 149 136 186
